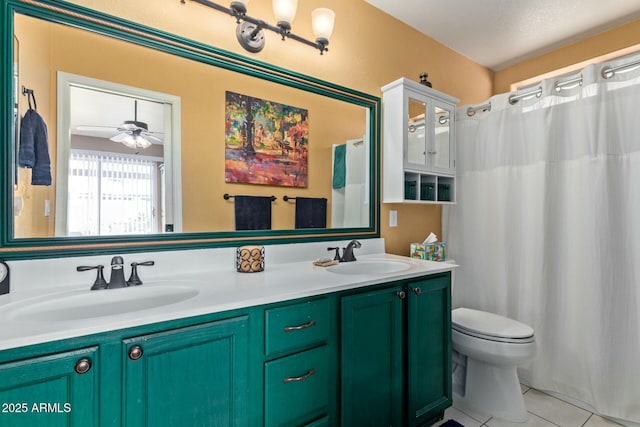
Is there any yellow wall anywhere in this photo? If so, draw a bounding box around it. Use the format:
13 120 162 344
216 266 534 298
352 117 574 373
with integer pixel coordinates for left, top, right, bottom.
17 0 494 253
494 18 640 94
14 16 56 238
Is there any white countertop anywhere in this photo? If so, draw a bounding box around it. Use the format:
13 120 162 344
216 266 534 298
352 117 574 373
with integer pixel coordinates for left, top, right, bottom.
0 239 456 351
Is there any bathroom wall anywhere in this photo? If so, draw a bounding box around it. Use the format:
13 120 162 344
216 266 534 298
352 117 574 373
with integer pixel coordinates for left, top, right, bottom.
494 18 640 93
56 0 494 255
13 14 56 238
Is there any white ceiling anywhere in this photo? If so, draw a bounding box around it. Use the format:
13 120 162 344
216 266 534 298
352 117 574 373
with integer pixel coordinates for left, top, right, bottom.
364 0 640 71
70 86 165 143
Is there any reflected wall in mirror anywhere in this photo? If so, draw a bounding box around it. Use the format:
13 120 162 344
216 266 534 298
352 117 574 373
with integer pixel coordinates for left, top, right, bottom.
10 9 374 245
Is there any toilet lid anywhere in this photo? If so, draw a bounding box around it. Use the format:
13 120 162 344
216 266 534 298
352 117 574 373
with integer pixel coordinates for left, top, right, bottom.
452 308 534 340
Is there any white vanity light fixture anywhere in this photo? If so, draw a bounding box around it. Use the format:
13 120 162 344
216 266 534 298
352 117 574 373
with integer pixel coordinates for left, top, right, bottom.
181 0 335 54
311 7 335 48
272 0 297 31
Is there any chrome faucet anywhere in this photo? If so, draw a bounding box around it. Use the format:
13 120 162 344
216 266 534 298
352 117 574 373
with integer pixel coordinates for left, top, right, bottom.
340 240 362 262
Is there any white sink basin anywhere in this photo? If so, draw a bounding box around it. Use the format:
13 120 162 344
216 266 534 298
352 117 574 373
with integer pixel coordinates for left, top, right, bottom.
326 259 415 275
5 284 199 322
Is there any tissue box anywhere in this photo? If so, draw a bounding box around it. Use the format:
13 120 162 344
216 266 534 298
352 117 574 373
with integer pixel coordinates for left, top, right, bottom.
410 242 446 262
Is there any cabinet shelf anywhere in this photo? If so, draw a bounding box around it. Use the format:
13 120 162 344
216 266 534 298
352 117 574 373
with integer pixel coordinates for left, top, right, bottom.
382 78 459 204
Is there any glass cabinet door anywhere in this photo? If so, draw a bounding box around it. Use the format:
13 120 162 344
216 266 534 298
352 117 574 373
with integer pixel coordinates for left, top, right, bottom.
432 105 454 173
406 97 428 170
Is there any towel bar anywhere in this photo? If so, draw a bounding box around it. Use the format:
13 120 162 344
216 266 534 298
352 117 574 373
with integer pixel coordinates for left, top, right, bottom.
223 193 276 202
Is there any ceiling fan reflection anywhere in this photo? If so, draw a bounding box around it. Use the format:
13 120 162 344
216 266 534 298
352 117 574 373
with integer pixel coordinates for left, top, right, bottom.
75 99 163 149
110 100 160 149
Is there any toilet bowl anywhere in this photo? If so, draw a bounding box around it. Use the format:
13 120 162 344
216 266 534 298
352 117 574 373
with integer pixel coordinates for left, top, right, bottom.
452 308 536 422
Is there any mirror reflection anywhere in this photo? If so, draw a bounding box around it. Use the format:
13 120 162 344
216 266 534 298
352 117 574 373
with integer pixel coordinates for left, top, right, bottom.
407 97 427 168
12 12 371 239
434 106 451 170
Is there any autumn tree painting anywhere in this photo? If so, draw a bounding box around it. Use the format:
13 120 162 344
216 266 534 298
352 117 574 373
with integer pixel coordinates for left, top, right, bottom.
225 91 309 187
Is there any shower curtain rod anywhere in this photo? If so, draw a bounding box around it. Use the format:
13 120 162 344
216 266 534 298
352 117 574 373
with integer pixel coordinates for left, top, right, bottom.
465 54 640 113
601 57 640 79
466 102 491 117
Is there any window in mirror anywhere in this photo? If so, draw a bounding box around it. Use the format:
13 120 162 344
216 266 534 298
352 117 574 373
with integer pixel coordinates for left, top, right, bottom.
52 72 182 238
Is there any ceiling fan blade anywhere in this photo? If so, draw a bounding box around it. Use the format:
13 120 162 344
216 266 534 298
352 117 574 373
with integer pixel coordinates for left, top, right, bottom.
143 133 163 142
109 132 128 142
76 125 119 132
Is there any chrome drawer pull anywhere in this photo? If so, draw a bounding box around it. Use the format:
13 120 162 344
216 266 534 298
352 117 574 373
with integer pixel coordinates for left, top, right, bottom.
283 368 316 383
283 319 316 332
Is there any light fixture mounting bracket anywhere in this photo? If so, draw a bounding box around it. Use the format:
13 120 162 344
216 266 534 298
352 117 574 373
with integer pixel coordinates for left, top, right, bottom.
236 21 265 53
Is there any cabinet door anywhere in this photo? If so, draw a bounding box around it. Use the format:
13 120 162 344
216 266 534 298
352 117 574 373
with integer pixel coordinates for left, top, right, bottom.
341 286 404 427
405 94 429 171
432 103 455 175
0 347 99 427
406 274 452 426
123 316 250 427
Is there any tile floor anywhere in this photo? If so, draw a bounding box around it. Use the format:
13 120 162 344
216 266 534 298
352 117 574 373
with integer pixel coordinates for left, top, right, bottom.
439 385 623 427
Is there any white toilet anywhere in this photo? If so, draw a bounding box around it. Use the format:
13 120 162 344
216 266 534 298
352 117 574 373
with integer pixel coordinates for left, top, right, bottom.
451 308 536 422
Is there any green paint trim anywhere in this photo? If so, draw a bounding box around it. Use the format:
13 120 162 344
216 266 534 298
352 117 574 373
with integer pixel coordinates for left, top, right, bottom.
1 0 381 260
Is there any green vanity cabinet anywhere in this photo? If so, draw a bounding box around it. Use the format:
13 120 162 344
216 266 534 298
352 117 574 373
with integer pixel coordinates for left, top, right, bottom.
0 271 451 427
341 272 452 427
122 315 250 427
0 346 99 427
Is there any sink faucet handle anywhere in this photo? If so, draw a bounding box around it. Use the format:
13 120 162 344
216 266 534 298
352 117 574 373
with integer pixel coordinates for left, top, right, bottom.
327 247 341 261
127 261 155 286
77 264 108 290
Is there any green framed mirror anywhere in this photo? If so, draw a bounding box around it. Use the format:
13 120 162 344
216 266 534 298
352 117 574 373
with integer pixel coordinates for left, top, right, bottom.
1 0 380 260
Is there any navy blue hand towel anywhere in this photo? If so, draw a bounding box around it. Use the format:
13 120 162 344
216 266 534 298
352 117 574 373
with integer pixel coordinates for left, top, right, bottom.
295 197 327 229
19 109 52 185
234 195 272 230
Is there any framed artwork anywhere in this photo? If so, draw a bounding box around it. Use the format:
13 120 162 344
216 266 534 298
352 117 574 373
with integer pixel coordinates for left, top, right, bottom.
225 91 308 187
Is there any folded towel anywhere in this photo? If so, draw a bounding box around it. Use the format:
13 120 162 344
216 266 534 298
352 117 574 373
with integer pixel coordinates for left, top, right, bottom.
332 144 346 189
19 109 52 186
234 195 272 230
294 197 327 229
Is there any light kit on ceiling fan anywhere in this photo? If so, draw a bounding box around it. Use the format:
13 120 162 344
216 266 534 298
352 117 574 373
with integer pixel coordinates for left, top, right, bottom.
180 0 335 55
110 100 159 150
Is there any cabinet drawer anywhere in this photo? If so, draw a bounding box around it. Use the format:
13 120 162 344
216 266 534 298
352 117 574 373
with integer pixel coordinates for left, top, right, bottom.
265 298 329 357
304 416 329 427
265 345 329 427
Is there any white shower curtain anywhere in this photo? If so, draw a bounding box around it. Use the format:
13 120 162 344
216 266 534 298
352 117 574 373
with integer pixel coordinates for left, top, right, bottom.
445 54 640 423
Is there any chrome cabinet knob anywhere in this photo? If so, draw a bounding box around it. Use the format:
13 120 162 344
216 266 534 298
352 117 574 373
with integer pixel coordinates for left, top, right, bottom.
128 345 143 360
397 291 406 300
413 287 422 295
74 358 92 374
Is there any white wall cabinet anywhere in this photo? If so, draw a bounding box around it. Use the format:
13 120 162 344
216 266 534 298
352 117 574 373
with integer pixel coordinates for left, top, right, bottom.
382 78 458 204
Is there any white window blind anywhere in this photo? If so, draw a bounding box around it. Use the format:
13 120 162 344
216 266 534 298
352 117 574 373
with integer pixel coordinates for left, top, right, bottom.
68 151 159 236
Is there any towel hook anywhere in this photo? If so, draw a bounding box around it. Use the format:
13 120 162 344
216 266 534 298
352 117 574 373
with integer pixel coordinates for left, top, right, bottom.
22 86 37 111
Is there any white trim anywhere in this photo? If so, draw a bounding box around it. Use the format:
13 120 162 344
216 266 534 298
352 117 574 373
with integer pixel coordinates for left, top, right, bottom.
56 72 182 236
